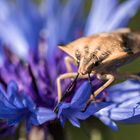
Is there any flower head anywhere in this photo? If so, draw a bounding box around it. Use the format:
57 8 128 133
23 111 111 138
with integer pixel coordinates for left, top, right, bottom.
0 81 56 130
0 0 139 137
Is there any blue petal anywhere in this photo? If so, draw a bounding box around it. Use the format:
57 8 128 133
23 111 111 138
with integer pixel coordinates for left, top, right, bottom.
16 0 44 49
7 115 23 126
59 115 67 127
7 81 18 100
0 107 20 120
21 93 36 111
106 0 140 31
71 82 92 107
0 1 29 57
95 114 118 131
107 80 140 103
0 22 29 58
26 119 34 131
94 96 140 128
119 113 140 124
109 97 140 121
76 102 112 120
57 102 81 127
85 0 140 35
57 82 97 127
58 102 71 117
58 103 76 119
85 0 118 35
60 0 85 42
69 116 80 128
109 107 137 121
75 108 94 120
35 107 56 124
0 0 43 58
0 85 15 109
118 97 140 108
7 81 24 108
45 0 61 59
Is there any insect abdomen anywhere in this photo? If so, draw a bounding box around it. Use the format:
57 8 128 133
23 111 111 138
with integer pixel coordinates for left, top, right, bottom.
122 32 140 54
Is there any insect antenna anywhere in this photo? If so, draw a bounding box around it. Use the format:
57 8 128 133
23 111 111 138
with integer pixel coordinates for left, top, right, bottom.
88 73 93 86
60 73 79 102
54 73 79 113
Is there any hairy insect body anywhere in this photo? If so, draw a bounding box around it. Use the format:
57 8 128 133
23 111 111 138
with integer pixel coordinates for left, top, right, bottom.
56 28 140 104
59 29 140 75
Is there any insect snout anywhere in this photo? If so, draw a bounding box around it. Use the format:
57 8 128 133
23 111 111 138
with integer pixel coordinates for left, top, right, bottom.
78 65 87 75
78 61 88 75
78 57 96 75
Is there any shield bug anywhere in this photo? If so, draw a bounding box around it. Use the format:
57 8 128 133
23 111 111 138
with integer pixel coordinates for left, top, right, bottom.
56 28 140 103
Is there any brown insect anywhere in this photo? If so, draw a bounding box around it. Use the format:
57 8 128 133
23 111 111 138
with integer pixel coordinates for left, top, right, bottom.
56 28 140 103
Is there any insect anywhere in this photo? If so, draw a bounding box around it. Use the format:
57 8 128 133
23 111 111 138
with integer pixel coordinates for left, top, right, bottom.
56 28 140 104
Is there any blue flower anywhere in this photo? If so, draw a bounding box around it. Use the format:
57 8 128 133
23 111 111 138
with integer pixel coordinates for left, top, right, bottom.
57 82 92 127
87 80 140 130
56 79 140 130
0 0 139 135
0 81 56 131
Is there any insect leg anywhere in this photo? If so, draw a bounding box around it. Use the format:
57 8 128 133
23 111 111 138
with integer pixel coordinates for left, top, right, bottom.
64 56 77 73
114 72 140 81
57 72 89 102
83 74 115 111
57 56 78 100
88 73 96 102
125 74 140 80
94 74 115 96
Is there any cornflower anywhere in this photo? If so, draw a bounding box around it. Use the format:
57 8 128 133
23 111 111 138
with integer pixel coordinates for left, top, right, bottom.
0 0 140 139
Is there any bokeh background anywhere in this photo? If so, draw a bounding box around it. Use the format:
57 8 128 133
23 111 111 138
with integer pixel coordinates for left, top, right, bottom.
0 0 140 140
